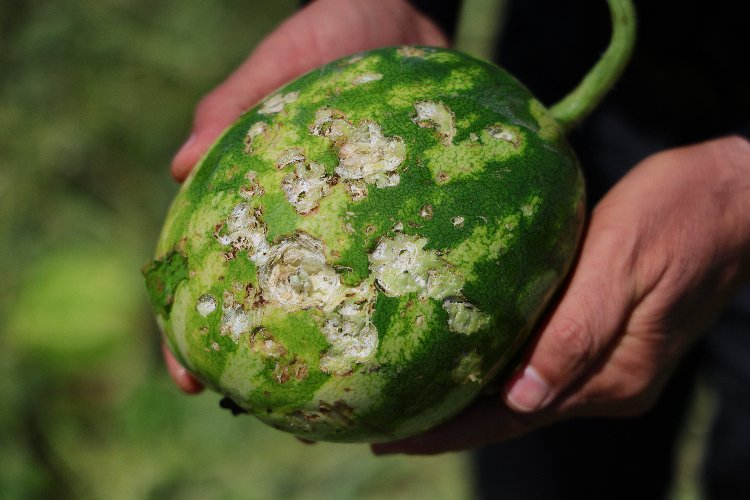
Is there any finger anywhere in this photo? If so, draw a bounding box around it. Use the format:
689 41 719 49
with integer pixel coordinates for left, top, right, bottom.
371 396 553 455
171 0 449 182
162 343 204 394
504 222 638 414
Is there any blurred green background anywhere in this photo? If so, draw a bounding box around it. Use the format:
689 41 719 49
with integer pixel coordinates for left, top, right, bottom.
0 0 711 498
0 1 474 498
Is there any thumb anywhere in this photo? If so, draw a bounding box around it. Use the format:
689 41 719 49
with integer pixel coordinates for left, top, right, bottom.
504 225 637 413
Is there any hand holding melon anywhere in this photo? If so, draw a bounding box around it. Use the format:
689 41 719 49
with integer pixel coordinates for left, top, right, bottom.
146 0 750 449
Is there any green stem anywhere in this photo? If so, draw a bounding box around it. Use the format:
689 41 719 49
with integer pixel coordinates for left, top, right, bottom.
549 0 636 132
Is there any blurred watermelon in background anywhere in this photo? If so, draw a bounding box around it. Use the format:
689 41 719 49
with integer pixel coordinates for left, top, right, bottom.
0 1 473 498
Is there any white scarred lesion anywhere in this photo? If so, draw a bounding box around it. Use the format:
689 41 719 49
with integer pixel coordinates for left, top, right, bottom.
368 234 492 335
344 180 368 201
258 91 299 115
196 294 217 317
276 148 306 169
397 46 428 58
244 122 267 153
214 202 271 263
369 233 464 300
248 327 287 358
351 73 383 86
419 204 434 220
486 123 521 147
239 171 264 199
413 101 456 146
214 205 382 373
452 351 483 384
309 107 406 197
281 161 331 214
319 282 378 375
259 232 344 312
442 299 492 335
221 284 263 342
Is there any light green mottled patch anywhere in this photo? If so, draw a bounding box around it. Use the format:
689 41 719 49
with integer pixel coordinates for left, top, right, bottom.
452 351 483 384
186 193 238 251
218 339 268 402
521 194 542 217
442 67 483 93
300 54 385 105
311 371 385 414
169 283 193 365
192 251 237 290
377 297 439 364
424 50 464 65
456 113 480 133
444 216 517 282
387 81 442 108
157 196 192 254
530 99 562 142
249 122 328 169
388 69 479 107
423 125 525 183
295 186 355 261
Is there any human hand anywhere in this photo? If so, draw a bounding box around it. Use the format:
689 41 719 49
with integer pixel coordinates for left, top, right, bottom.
164 0 448 392
373 135 750 455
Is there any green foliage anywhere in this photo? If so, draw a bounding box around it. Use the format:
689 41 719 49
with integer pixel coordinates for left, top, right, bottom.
0 1 472 498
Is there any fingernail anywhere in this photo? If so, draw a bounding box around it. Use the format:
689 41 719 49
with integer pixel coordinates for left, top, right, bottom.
506 366 550 412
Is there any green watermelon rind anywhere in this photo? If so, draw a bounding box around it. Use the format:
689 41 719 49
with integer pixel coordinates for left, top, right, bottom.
144 46 584 442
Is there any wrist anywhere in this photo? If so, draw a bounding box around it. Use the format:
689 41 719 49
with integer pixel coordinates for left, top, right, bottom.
722 135 750 282
703 135 750 284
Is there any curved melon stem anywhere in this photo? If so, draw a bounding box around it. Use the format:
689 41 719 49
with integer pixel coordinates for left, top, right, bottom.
549 0 636 132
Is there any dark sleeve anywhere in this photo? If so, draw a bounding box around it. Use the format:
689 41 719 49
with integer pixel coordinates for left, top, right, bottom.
298 0 462 40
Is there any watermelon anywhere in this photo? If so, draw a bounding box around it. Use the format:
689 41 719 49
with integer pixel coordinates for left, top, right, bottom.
144 45 588 443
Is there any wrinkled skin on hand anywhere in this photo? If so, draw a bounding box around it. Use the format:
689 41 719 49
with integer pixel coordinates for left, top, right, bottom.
163 0 750 454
